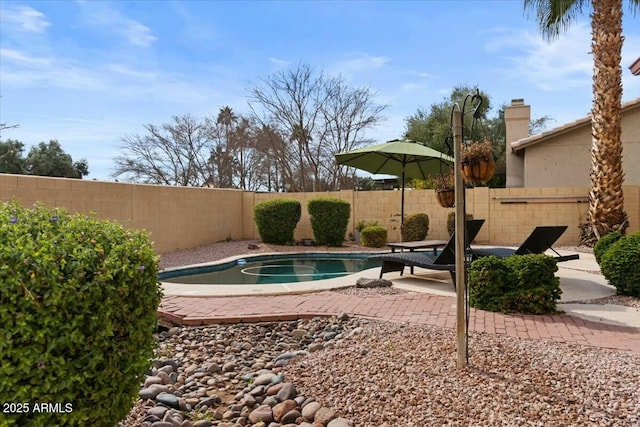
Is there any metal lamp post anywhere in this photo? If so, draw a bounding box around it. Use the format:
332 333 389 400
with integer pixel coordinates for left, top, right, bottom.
451 91 483 369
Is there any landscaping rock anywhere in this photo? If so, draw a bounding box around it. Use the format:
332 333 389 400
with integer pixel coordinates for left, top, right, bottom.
355 277 392 288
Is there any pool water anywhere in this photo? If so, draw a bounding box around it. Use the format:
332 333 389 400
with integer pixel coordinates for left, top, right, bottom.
160 254 382 285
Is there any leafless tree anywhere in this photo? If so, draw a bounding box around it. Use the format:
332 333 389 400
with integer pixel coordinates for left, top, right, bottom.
248 63 386 191
320 76 385 190
113 114 212 186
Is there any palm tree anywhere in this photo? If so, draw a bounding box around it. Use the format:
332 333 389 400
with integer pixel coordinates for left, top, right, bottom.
524 0 638 246
216 106 238 187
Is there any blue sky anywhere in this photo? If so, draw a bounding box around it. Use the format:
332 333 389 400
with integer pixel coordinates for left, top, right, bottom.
1 0 639 181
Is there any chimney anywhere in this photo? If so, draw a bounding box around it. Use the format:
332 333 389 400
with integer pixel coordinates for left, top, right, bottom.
504 98 530 188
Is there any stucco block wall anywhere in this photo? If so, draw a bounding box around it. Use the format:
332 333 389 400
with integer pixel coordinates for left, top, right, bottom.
2 173 639 251
0 174 244 253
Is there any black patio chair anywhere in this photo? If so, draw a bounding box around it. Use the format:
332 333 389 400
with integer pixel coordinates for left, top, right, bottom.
370 219 485 285
471 225 579 262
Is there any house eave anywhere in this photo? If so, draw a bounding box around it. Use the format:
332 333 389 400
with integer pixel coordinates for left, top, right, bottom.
631 57 640 76
511 97 640 153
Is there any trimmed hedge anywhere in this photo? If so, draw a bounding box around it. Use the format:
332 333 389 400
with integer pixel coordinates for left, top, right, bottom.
469 254 561 314
361 225 388 248
0 201 162 426
307 198 350 246
600 232 640 297
593 231 623 264
254 199 301 245
401 213 429 242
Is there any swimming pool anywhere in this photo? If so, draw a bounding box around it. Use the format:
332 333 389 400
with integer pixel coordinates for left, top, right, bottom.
159 253 382 285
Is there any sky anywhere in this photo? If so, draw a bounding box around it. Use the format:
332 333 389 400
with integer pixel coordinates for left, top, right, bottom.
1 0 639 181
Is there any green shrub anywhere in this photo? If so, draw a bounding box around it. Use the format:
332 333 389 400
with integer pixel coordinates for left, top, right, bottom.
361 225 388 248
355 219 379 232
469 254 560 314
401 213 429 242
600 232 640 297
447 212 474 236
0 201 162 426
307 198 350 246
593 231 623 264
254 199 301 245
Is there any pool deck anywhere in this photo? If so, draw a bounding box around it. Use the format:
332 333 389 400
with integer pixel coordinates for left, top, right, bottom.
158 250 640 354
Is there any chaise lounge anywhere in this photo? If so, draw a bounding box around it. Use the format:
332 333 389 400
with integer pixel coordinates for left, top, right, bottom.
371 219 485 283
471 225 580 262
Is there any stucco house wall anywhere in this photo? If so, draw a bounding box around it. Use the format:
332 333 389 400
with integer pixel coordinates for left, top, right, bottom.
507 98 640 188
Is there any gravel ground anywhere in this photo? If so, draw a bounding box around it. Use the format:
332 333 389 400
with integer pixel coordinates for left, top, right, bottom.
284 320 640 426
118 240 640 426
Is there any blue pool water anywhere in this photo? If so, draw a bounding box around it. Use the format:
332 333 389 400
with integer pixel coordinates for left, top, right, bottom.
159 253 382 285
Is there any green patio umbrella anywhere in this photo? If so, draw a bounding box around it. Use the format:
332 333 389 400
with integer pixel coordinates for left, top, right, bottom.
335 139 453 231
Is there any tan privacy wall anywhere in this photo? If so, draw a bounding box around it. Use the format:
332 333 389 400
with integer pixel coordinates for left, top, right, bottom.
0 174 244 253
2 173 639 252
242 186 640 246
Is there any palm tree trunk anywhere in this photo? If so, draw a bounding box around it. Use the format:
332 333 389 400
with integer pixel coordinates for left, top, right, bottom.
579 0 629 246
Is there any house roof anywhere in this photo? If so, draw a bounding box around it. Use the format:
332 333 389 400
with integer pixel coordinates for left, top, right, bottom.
511 97 640 152
631 57 640 76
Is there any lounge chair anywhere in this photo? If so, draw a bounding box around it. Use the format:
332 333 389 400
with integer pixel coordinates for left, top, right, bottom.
471 225 579 262
371 219 485 283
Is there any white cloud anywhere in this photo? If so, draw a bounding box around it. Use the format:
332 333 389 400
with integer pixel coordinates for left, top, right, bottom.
106 63 157 80
328 53 390 80
0 48 107 90
339 53 390 71
76 2 156 48
1 5 51 33
119 20 156 48
268 57 290 69
399 82 428 92
0 48 50 67
486 23 592 91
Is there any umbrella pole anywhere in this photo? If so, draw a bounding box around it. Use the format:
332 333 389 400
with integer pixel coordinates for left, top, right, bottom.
401 170 405 241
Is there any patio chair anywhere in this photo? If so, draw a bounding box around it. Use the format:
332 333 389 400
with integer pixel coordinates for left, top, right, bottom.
471 225 579 262
371 219 485 285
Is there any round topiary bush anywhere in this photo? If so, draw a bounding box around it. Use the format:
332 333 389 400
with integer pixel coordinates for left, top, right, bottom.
401 213 429 242
600 232 640 297
468 256 513 312
593 231 623 264
0 201 162 426
469 254 561 314
361 225 388 248
254 198 301 245
307 197 350 246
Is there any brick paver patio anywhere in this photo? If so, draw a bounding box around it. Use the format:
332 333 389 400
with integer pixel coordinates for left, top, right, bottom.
158 292 640 353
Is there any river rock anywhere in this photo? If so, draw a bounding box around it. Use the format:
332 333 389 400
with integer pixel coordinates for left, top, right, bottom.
272 399 297 422
355 277 392 288
301 401 321 420
248 404 273 424
276 383 297 401
315 407 337 424
156 392 180 409
328 418 354 427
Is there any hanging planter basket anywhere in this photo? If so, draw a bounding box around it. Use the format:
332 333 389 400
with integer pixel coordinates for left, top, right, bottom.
462 158 496 184
434 171 455 208
461 139 495 184
435 189 455 208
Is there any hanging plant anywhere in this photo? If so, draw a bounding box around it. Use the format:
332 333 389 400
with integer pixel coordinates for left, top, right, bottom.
434 172 455 208
461 138 495 184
